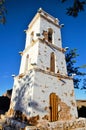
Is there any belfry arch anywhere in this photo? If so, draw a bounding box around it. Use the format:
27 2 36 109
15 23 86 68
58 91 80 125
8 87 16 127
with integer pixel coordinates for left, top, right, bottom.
48 28 53 43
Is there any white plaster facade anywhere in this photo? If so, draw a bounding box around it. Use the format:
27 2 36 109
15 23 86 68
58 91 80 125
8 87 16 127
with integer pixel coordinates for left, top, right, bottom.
10 8 78 121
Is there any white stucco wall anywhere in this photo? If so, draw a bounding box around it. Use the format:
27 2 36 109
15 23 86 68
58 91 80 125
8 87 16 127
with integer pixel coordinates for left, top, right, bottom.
25 12 62 49
32 71 78 118
37 41 67 75
40 17 62 48
20 40 67 75
20 11 65 74
11 70 35 116
25 16 40 48
19 42 39 74
11 69 78 119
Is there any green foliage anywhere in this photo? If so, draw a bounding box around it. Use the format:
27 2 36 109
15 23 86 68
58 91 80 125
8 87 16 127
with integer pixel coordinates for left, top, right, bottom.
0 0 6 24
65 48 86 88
80 65 86 68
60 0 86 17
81 78 86 90
0 0 86 24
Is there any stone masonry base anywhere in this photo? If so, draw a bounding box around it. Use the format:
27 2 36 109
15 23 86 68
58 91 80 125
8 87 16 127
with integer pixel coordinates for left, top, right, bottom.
4 117 86 130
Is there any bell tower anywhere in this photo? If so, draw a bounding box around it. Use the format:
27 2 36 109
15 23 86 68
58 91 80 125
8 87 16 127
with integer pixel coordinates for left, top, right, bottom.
10 8 78 122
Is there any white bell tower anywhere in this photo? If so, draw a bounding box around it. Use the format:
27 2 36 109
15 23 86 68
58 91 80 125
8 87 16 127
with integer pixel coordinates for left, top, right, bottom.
10 8 78 122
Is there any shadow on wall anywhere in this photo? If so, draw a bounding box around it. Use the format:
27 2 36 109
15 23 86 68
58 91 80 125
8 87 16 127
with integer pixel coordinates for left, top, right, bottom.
12 73 34 115
11 85 45 124
28 100 45 112
12 73 45 116
13 84 45 115
13 84 30 115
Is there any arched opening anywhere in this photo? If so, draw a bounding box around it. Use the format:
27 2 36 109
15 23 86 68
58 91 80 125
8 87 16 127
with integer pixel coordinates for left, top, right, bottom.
48 28 53 43
30 31 34 43
50 52 55 72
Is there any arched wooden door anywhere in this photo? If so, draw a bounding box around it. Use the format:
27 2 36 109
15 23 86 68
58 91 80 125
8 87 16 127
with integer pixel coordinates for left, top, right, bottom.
49 93 58 122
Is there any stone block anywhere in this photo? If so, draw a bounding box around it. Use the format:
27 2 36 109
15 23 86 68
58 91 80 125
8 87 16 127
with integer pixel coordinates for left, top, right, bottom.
25 126 36 130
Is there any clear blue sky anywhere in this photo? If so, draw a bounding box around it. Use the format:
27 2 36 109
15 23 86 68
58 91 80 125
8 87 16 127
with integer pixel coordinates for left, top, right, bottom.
0 0 86 100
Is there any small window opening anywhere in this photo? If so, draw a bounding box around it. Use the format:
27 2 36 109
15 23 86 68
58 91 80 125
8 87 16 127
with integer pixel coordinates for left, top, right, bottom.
30 31 34 43
36 33 40 36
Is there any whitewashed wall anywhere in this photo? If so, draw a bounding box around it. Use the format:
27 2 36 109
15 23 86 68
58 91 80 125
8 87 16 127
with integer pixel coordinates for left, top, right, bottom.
11 70 35 117
40 17 62 48
32 71 78 118
25 16 40 48
11 69 78 119
19 40 67 75
19 43 39 74
37 41 67 75
20 11 65 74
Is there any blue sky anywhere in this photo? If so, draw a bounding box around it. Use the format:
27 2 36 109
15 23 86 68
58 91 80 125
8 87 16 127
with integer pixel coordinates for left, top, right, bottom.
0 0 86 99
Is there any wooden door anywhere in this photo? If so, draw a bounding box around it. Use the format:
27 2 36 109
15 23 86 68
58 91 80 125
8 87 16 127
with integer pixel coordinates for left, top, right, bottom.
50 93 58 122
